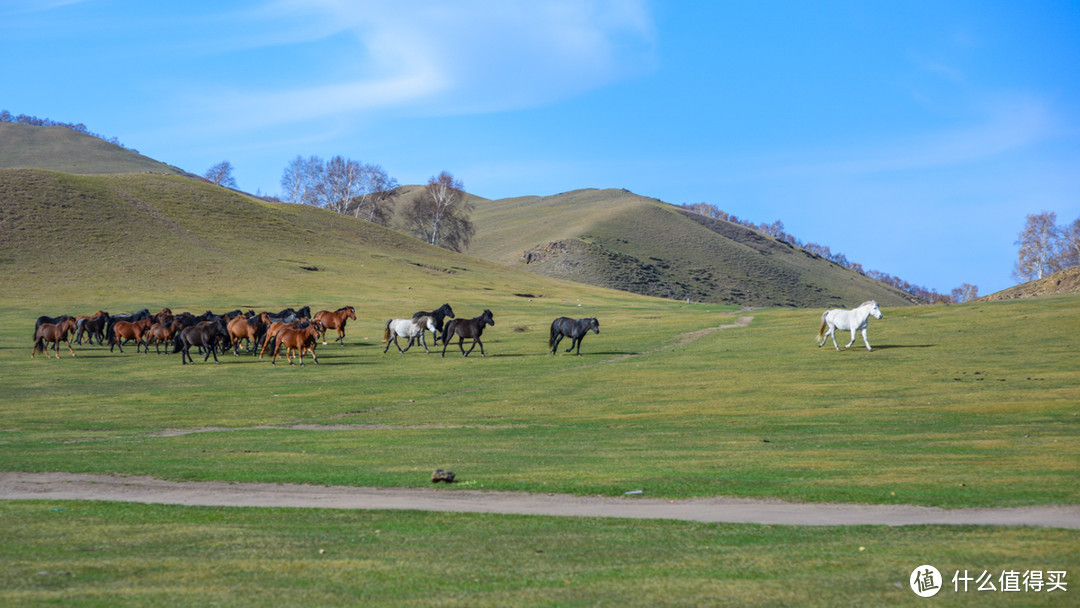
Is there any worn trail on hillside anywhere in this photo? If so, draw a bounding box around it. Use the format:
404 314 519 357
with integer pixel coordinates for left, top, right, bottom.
3 472 1079 529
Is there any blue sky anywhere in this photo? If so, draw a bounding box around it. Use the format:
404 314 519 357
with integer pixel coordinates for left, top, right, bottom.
3 1 1078 295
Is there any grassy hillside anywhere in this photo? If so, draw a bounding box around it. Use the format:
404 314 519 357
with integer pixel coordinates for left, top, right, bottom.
398 187 917 308
0 123 184 176
0 169 657 310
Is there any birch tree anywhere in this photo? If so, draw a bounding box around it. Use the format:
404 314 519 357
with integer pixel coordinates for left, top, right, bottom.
403 171 475 252
1013 211 1063 281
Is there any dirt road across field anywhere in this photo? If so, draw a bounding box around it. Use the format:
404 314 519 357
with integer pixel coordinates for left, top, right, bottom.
3 472 1078 528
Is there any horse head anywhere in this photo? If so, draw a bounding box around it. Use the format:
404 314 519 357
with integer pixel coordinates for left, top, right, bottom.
441 303 455 319
590 318 600 333
482 309 495 326
866 301 882 319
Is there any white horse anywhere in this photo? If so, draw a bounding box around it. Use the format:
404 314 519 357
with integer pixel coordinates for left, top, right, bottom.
817 300 883 351
383 316 438 353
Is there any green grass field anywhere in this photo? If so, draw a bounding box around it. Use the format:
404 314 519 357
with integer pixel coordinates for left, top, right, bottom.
3 168 1078 605
3 292 1078 606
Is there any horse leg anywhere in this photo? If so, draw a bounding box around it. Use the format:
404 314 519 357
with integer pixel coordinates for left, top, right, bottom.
401 337 413 353
420 333 430 354
64 337 76 357
337 327 346 346
551 333 563 354
575 336 584 356
861 328 872 351
845 328 857 349
827 326 839 351
565 337 578 354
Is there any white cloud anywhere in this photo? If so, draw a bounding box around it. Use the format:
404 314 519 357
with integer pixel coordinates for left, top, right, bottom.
194 0 656 129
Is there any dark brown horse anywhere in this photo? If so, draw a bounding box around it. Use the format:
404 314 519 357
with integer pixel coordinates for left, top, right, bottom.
75 310 109 345
110 317 153 353
145 320 182 354
412 303 455 346
314 306 356 346
32 318 78 359
441 309 495 357
271 322 322 366
173 319 229 365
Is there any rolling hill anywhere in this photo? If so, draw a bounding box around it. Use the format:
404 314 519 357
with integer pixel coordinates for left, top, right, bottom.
3 123 914 307
393 186 919 307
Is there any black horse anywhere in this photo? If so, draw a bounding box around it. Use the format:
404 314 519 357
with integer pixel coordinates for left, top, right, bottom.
441 309 494 357
173 319 229 365
413 303 454 346
76 312 110 345
549 317 600 356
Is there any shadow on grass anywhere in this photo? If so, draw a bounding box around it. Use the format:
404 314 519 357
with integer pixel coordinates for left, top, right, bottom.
871 344 935 350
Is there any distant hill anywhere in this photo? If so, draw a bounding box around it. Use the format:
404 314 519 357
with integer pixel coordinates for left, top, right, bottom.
2 123 917 308
0 123 186 176
979 266 1080 301
393 187 918 308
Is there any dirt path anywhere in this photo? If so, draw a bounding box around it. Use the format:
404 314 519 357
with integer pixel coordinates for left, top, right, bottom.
3 472 1079 529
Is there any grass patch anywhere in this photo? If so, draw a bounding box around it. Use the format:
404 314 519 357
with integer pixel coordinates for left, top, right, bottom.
1 501 1076 607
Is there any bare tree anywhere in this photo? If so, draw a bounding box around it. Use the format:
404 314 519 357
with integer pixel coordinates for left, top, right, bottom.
319 156 367 214
280 155 324 205
403 171 475 252
204 161 237 188
1060 217 1080 269
348 164 399 226
1014 211 1063 282
950 283 979 303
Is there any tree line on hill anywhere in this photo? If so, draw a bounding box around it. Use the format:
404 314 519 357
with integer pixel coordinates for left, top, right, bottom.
0 110 134 152
680 202 975 304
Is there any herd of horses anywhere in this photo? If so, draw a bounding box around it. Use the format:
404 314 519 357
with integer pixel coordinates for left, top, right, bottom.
29 302 604 365
31 299 885 364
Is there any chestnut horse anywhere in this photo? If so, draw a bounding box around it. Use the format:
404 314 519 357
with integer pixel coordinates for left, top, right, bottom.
145 320 182 354
441 309 495 357
314 306 356 346
227 315 265 355
271 322 322 366
32 318 78 359
110 317 153 353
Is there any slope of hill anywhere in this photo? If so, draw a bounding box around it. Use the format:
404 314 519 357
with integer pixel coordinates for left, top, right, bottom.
979 266 1080 301
0 169 636 310
0 123 184 176
451 188 917 308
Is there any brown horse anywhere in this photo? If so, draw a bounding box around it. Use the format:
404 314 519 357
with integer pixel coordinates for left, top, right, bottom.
32 318 78 358
227 315 264 355
145 320 182 354
259 319 304 358
110 317 153 353
271 322 323 366
441 309 495 357
314 306 356 346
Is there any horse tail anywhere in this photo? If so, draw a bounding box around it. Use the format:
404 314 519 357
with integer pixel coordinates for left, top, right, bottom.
441 320 455 344
172 334 184 354
549 322 557 348
383 319 392 344
817 311 829 341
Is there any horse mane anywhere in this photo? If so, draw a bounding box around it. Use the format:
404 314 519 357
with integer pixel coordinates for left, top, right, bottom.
860 300 878 308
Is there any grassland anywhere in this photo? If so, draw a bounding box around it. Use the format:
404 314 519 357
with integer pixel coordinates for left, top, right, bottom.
2 168 1078 605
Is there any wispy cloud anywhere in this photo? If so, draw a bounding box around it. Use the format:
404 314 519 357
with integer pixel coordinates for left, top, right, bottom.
184 0 655 131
